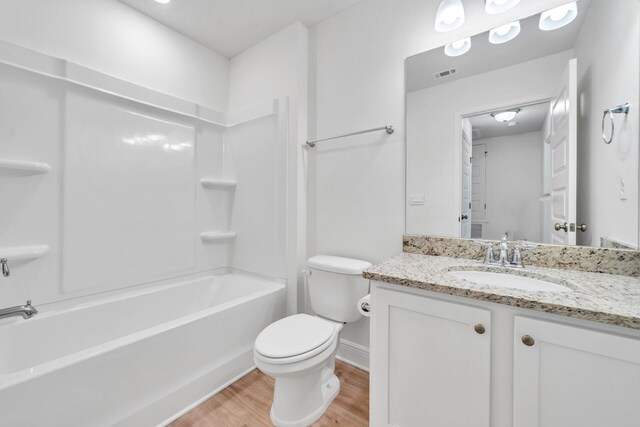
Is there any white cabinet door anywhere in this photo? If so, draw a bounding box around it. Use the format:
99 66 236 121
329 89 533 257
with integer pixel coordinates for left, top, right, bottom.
513 316 640 427
371 288 491 427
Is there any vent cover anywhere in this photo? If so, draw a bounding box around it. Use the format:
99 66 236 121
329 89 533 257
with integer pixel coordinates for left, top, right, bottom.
432 68 458 80
472 128 482 139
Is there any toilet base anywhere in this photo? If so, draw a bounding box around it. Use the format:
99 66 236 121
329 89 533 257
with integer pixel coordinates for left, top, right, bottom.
270 373 340 427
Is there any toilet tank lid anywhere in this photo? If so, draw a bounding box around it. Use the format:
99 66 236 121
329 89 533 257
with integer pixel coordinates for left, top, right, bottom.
307 255 372 275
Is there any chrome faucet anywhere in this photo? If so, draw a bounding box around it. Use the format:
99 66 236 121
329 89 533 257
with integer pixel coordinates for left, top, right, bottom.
0 300 38 320
476 235 537 268
498 232 510 266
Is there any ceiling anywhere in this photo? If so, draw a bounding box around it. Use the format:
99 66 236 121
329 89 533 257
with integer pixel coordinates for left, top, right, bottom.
469 101 549 140
406 0 591 93
118 0 365 58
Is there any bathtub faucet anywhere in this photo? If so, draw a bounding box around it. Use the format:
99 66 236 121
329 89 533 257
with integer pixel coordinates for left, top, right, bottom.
0 300 38 320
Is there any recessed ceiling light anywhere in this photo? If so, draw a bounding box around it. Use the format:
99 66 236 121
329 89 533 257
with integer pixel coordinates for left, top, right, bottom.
155 0 171 4
491 108 521 122
434 0 465 32
485 0 520 14
488 21 521 44
539 2 578 31
444 37 471 57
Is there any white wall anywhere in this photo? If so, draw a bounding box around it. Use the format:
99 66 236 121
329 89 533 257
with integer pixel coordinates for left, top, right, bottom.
0 0 229 111
309 0 573 361
229 22 309 314
474 131 544 242
574 0 639 248
406 51 572 236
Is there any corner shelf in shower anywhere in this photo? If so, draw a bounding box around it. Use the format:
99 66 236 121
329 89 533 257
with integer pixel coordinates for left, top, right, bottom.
0 159 52 176
0 245 50 262
200 232 237 243
200 178 237 190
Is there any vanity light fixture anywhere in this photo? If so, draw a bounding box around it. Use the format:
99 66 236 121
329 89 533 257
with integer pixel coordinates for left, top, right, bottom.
491 108 520 123
539 2 578 31
485 0 520 14
434 0 465 32
444 37 471 57
489 21 521 44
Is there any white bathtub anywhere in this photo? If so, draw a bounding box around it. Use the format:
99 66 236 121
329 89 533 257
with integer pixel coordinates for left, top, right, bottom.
0 272 286 426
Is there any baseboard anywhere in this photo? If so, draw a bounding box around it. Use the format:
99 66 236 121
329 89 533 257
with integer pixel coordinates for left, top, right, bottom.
336 338 370 372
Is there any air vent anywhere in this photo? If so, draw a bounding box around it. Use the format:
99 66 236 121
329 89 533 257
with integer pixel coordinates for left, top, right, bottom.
472 128 482 139
432 68 458 80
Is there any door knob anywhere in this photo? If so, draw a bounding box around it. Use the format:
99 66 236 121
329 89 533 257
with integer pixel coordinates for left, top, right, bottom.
461 215 469 220
474 324 486 334
577 224 587 232
554 222 568 232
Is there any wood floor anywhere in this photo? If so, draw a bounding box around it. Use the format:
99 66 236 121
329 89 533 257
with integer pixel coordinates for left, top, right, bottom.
169 361 369 427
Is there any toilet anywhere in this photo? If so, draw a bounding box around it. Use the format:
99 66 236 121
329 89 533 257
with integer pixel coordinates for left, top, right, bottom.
254 255 372 427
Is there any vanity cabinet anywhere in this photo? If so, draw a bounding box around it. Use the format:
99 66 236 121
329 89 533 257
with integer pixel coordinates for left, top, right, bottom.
370 287 491 427
513 317 640 427
371 283 640 427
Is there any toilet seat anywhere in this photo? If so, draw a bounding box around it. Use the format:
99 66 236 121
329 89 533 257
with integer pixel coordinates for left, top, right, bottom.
255 314 341 365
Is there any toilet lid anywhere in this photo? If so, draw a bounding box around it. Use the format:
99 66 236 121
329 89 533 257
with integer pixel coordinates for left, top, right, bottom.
255 314 337 359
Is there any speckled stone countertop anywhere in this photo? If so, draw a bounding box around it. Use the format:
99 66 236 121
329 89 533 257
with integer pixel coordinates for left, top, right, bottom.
363 252 640 330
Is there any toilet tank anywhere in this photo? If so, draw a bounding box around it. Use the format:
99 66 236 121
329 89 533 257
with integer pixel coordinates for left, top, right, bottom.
306 255 372 323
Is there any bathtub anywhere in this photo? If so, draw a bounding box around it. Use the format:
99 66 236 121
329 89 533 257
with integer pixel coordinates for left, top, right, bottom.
0 271 286 426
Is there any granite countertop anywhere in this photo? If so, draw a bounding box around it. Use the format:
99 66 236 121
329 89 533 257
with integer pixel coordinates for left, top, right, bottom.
363 252 640 330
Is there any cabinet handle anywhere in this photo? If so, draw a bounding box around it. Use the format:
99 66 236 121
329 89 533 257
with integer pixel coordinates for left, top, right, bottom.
521 335 535 346
474 324 486 335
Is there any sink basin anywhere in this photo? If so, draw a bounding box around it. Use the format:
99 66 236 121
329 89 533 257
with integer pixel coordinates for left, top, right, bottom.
447 270 571 292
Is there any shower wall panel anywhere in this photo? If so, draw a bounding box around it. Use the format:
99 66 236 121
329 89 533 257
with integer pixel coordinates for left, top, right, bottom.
0 40 287 306
226 100 288 279
0 63 61 306
62 87 197 293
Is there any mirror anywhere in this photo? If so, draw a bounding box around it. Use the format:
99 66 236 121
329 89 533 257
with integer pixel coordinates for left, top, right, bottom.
406 0 639 249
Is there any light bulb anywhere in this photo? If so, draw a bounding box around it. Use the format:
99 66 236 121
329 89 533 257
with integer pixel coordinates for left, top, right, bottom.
539 2 578 31
495 24 511 36
488 21 520 44
485 0 520 15
491 109 520 122
444 37 471 57
550 6 570 21
435 0 465 32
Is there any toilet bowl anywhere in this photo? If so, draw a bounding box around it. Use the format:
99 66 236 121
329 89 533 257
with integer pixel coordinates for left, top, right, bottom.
253 255 371 427
254 314 343 427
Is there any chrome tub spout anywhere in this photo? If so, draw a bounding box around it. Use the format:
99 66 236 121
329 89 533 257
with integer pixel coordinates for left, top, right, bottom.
0 300 38 320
